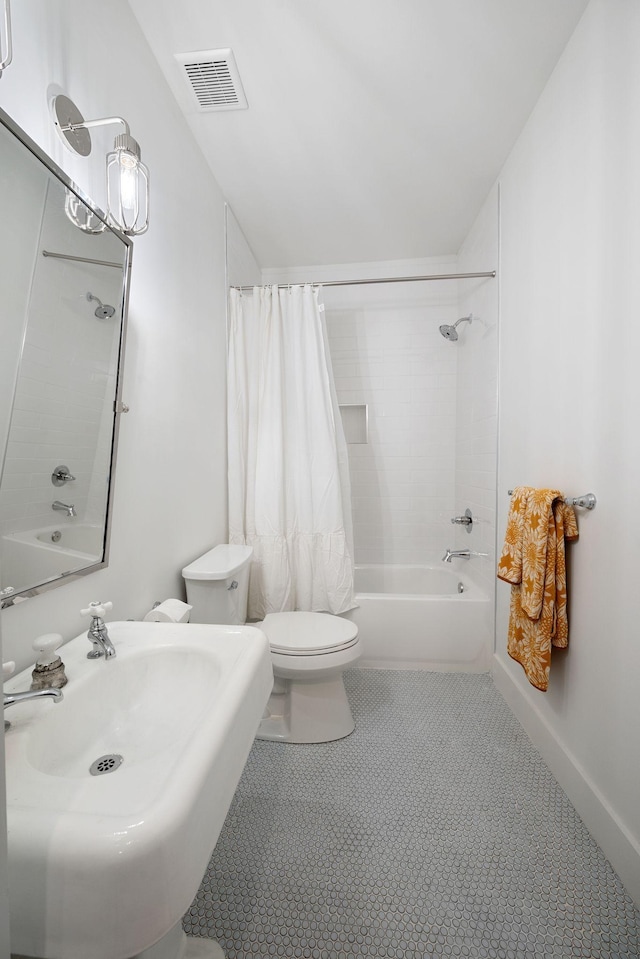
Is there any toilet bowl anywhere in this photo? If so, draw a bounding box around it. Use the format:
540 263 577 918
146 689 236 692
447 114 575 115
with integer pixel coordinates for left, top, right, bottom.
182 545 361 744
258 611 360 744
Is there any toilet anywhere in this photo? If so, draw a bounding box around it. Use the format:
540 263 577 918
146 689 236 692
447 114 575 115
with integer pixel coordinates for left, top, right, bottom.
182 544 361 744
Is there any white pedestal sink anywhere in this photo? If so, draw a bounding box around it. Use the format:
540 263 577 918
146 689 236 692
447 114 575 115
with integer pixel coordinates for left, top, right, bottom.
3 621 273 959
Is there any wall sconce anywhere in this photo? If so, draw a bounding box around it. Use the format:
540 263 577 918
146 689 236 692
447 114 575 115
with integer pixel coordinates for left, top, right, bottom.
0 0 13 77
52 94 149 236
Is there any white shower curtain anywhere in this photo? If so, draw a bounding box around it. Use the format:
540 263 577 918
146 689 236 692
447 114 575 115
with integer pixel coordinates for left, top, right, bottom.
228 284 356 619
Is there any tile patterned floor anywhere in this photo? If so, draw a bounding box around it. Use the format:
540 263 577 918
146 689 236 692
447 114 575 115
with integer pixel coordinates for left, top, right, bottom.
184 670 640 958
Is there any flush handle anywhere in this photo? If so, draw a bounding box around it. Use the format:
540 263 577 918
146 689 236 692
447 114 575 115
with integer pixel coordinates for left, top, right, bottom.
228 580 239 591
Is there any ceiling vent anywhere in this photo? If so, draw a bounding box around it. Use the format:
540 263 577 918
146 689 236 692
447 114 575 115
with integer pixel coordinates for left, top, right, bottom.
175 48 248 112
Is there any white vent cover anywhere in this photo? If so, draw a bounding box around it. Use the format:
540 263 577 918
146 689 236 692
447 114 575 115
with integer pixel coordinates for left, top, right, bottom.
175 48 248 112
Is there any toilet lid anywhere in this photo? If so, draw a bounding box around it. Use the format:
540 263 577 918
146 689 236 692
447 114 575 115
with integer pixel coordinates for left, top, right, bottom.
261 612 359 656
181 544 253 581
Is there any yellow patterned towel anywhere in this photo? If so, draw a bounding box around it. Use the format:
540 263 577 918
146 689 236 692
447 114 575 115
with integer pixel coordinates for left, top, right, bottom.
497 487 579 691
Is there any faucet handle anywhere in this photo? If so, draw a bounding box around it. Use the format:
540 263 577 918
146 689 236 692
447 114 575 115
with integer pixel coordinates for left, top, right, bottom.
80 601 113 619
3 661 16 680
32 633 63 666
450 508 473 529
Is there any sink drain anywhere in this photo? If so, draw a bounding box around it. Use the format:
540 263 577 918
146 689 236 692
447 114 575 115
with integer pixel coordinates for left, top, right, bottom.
90 754 124 776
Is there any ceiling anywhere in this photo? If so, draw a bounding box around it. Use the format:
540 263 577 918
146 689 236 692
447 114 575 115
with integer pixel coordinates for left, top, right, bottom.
128 0 589 269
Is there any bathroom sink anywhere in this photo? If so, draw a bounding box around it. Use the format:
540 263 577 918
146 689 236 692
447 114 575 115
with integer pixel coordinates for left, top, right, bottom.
3 620 273 959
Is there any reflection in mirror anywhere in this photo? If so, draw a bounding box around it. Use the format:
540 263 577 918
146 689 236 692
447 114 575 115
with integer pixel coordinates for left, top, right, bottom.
0 108 131 607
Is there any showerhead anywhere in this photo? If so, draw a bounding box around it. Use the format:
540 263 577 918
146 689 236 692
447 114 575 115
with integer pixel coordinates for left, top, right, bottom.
439 313 473 341
87 292 116 319
439 323 459 341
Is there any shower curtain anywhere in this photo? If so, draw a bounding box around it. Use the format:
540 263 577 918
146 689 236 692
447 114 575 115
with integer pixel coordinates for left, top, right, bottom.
228 284 356 619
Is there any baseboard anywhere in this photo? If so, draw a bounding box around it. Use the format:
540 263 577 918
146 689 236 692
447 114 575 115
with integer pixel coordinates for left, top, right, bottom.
492 655 640 908
357 659 489 672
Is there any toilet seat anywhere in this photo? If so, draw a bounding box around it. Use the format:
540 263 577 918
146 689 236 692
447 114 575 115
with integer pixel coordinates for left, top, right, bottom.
261 611 359 657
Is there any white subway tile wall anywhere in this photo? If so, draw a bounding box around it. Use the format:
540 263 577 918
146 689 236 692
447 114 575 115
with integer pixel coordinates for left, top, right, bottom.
455 188 499 598
264 254 498 584
324 282 460 565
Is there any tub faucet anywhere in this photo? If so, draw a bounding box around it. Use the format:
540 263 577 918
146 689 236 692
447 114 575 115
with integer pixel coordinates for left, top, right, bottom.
442 548 471 562
52 500 76 517
442 548 489 563
4 687 63 730
81 601 116 660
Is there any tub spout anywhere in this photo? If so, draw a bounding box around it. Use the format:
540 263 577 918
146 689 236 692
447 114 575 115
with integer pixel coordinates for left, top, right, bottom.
442 548 471 562
442 549 489 563
52 501 76 517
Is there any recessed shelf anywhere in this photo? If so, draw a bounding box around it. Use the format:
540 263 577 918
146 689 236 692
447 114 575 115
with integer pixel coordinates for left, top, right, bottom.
339 404 368 444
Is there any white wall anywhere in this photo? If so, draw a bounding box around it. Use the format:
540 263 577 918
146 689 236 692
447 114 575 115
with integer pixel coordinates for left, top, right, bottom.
455 187 499 599
226 206 261 289
0 0 229 668
492 0 640 905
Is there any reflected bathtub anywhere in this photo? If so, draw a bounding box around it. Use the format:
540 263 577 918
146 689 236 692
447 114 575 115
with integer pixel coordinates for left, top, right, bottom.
342 564 492 670
1 524 103 594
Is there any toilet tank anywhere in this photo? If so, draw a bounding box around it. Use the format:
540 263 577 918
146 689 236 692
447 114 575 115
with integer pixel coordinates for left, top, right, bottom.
182 545 253 625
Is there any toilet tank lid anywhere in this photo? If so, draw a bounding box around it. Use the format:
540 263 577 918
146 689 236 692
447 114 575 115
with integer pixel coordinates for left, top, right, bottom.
182 544 253 581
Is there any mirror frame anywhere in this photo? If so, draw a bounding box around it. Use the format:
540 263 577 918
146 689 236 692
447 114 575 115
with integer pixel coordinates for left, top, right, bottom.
0 105 132 609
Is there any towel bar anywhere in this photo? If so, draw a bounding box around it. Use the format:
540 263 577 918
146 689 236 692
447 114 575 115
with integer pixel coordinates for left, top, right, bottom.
507 490 596 510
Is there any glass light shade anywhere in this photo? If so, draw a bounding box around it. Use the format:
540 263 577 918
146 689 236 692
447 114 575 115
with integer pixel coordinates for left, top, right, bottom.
64 188 106 234
106 141 149 236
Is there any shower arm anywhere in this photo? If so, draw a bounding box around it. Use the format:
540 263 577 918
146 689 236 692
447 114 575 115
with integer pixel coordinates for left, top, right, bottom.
453 314 472 329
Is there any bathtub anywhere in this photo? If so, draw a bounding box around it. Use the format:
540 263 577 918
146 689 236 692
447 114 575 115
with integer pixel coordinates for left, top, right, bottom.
1 524 104 595
342 564 492 671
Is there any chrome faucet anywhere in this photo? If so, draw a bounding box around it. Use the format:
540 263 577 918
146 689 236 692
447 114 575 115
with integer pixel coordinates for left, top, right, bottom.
4 687 63 730
442 548 471 562
52 500 76 517
81 601 116 659
442 548 489 563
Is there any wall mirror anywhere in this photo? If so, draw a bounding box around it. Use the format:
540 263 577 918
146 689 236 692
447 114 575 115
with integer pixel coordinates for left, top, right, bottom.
0 106 131 608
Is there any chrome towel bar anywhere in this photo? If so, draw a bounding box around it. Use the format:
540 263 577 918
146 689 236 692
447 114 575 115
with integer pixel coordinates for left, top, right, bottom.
507 490 596 510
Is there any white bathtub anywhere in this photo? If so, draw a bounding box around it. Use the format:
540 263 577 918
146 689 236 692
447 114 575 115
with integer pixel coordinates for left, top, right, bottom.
1 525 104 595
342 564 492 671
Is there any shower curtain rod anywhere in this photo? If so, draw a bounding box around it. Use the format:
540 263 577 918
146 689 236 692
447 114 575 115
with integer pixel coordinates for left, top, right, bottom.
233 270 496 291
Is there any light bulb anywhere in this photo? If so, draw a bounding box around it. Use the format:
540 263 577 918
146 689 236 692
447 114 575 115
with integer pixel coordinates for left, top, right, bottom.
106 138 149 236
119 152 139 218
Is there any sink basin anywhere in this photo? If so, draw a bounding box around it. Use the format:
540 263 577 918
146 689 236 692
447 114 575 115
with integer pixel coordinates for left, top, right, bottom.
3 620 273 959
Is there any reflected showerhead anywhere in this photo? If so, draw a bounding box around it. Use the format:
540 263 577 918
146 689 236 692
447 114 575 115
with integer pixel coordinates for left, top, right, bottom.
87 292 115 319
439 313 473 341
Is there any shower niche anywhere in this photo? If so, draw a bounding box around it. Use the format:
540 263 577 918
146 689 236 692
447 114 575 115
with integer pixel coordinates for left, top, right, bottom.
339 404 368 445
